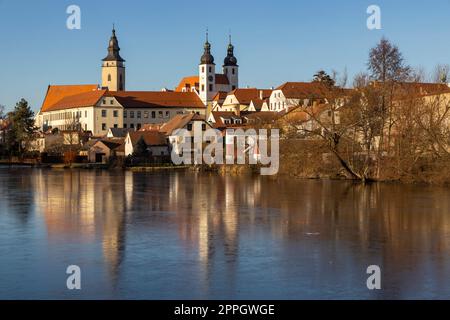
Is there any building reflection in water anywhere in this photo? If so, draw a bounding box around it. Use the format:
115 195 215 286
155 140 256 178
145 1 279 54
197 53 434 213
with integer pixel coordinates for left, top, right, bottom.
17 168 450 298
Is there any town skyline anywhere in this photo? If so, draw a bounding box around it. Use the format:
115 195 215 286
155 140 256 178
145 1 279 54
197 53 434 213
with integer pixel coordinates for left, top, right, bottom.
2 0 450 112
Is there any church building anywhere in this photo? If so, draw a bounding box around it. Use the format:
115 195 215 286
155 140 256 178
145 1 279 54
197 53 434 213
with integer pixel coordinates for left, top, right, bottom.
175 33 239 104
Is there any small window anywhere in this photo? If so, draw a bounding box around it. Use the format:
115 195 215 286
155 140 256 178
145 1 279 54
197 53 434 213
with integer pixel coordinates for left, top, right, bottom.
232 68 235 75
165 111 170 118
158 111 163 118
110 99 114 105
85 111 87 117
108 74 111 81
209 84 213 91
187 123 192 131
130 123 135 129
201 84 205 92
103 99 106 104
114 124 118 128
101 110 107 117
113 110 118 117
151 111 156 118
137 111 141 119
202 66 205 73
202 124 206 131
124 124 127 128
124 111 127 118
137 124 141 130
130 111 135 118
144 111 149 118
102 123 106 131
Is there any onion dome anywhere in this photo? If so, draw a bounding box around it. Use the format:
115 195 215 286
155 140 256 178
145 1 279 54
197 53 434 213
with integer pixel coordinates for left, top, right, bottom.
200 31 215 65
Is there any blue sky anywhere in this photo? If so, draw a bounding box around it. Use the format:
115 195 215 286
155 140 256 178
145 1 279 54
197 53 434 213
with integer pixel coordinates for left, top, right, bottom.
1 0 450 113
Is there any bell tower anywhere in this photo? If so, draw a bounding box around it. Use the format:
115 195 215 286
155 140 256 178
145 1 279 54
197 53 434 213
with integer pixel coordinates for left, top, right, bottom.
223 34 238 91
199 30 216 105
102 26 125 91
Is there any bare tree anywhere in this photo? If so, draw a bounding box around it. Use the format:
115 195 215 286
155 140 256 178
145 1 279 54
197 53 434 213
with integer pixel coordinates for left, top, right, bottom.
432 64 450 83
368 37 411 82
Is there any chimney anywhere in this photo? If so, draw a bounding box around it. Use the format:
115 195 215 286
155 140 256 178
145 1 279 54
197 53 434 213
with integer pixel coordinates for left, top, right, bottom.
259 90 263 100
235 105 240 117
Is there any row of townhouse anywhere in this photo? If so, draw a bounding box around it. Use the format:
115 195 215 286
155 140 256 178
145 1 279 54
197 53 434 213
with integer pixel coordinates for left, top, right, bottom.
211 82 338 115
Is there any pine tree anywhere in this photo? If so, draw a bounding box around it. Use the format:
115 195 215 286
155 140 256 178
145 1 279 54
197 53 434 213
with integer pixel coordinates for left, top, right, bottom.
313 70 335 87
6 98 37 155
133 136 148 157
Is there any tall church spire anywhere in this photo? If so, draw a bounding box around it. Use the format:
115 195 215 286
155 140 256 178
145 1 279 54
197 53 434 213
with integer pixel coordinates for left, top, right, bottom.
103 26 125 62
102 26 126 91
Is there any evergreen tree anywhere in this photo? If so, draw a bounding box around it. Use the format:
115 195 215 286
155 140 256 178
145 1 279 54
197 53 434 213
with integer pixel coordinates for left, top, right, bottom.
6 98 37 155
133 136 148 157
313 70 335 87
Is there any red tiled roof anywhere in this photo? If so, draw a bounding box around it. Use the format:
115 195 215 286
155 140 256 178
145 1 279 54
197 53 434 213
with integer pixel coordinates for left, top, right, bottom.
41 84 99 112
228 88 272 105
107 91 205 109
44 89 107 112
175 74 230 92
215 74 230 85
96 138 124 150
212 91 228 102
275 82 330 99
129 131 167 146
250 99 264 111
159 113 206 135
175 76 200 92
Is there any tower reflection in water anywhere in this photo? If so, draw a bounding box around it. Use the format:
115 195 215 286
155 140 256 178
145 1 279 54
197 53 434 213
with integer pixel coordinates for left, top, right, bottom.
21 169 450 298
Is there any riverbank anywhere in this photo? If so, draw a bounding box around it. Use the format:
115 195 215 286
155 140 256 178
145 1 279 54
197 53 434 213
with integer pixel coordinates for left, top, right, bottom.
1 159 449 186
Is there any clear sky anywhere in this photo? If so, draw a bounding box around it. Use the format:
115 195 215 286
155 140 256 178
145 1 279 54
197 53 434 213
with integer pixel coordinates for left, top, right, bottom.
1 0 450 113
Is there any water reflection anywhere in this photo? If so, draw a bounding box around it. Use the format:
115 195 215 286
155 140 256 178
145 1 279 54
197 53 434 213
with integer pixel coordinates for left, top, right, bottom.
0 168 450 299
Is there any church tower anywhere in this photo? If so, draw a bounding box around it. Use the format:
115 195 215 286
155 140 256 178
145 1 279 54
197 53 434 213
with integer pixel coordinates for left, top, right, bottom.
223 35 238 91
199 31 216 105
102 26 125 91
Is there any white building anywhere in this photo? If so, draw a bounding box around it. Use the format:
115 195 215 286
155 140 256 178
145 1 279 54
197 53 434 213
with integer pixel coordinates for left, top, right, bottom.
269 82 330 112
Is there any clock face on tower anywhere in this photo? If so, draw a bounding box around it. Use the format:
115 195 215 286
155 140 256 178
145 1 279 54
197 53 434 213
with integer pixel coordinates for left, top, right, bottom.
208 75 213 82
